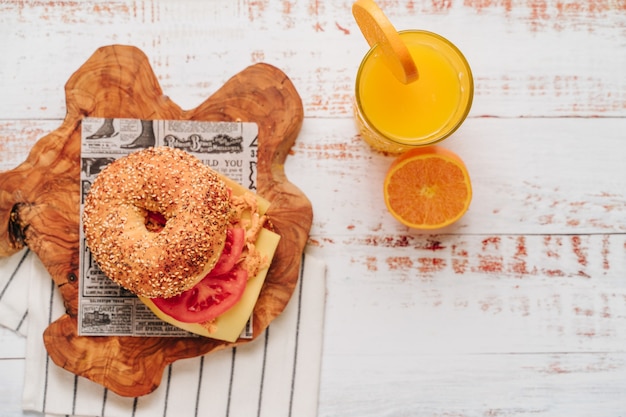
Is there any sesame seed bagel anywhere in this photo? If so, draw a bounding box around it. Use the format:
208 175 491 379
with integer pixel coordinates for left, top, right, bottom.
83 146 231 298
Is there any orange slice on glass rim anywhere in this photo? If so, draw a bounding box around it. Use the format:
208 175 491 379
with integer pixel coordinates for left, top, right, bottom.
352 0 418 84
383 146 472 229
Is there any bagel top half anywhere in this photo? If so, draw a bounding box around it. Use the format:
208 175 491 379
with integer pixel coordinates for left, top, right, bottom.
83 146 231 299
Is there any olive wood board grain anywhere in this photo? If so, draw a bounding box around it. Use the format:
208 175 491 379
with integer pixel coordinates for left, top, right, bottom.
0 44 312 397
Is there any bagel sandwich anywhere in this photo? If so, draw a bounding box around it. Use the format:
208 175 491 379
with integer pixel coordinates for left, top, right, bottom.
83 146 280 342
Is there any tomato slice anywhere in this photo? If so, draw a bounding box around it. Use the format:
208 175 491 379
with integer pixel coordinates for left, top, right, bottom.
210 227 246 276
150 227 247 323
151 267 248 323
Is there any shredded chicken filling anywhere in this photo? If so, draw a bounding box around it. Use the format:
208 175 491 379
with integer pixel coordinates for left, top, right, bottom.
228 191 270 279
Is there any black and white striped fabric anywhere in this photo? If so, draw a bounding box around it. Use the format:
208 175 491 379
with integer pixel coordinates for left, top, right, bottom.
0 249 326 417
0 248 31 336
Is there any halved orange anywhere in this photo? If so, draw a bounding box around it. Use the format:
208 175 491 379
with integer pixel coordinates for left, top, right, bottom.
352 0 418 84
383 146 472 229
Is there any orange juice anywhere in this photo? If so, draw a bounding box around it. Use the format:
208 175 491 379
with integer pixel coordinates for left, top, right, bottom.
355 30 473 153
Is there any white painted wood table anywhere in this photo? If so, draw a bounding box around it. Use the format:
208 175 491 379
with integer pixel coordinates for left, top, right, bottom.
1 1 625 416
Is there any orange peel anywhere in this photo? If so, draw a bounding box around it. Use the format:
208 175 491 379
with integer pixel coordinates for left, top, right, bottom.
352 0 418 84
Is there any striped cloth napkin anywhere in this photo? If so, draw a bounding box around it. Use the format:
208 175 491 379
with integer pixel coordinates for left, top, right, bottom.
0 248 326 417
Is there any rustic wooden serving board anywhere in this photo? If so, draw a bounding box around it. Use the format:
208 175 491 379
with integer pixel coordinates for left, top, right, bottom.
0 44 312 397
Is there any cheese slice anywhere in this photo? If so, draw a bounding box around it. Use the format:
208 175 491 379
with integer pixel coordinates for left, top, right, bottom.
140 227 280 342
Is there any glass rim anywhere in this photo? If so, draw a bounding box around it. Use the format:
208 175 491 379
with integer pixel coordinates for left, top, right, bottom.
354 29 474 147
